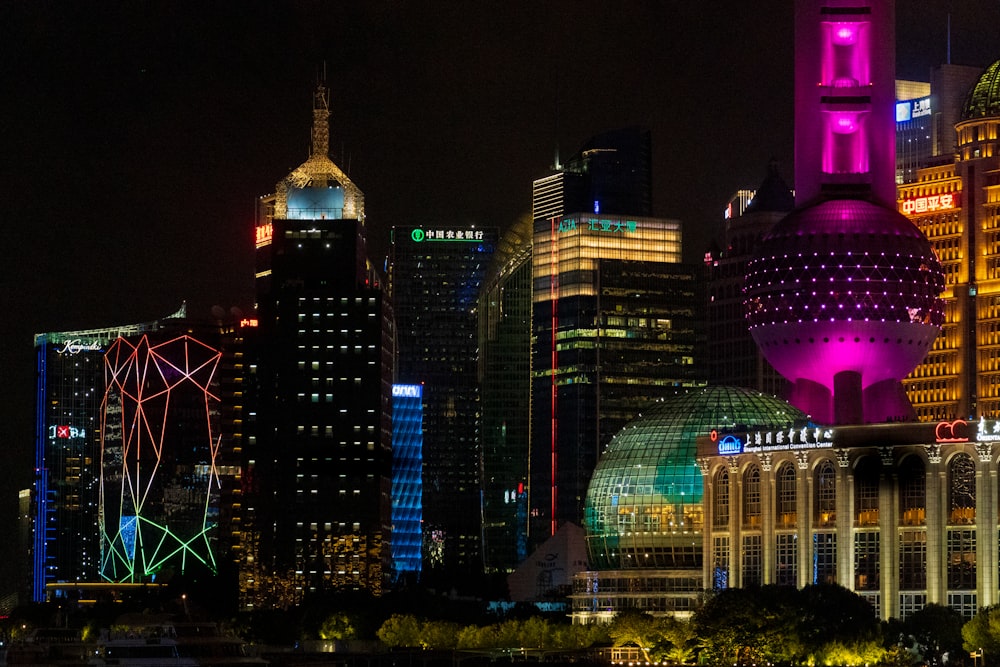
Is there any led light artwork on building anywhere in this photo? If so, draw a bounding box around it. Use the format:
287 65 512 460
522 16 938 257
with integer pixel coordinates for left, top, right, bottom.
99 334 223 582
391 384 423 583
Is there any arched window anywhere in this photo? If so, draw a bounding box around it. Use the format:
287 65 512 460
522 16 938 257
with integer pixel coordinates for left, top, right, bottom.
899 456 926 526
713 468 729 527
854 456 880 526
815 460 836 527
949 453 975 524
744 466 761 529
777 463 797 528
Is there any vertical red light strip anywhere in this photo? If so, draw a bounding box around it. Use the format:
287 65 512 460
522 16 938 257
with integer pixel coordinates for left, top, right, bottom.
550 216 558 537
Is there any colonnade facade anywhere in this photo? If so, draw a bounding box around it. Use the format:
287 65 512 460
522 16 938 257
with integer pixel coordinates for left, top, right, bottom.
697 424 1000 620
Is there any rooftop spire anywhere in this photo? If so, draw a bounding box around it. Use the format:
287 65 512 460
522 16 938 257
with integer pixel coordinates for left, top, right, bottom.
311 83 330 159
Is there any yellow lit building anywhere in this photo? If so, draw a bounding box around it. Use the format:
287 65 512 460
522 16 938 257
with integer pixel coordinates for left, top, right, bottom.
901 60 1000 420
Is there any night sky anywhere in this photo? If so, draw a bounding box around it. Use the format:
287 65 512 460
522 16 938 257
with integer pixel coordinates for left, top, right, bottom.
2 1 1000 595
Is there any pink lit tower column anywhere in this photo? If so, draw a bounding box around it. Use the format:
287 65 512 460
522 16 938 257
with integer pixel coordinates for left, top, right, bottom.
744 0 945 425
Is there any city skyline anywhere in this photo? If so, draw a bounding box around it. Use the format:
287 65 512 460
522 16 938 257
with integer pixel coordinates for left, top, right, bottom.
5 2 1000 596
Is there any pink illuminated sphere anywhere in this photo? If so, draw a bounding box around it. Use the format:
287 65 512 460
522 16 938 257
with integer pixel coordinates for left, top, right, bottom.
744 198 945 391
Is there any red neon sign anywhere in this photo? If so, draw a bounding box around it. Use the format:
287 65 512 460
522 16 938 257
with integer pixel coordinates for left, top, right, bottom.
239 318 259 328
935 419 969 443
255 222 273 247
900 192 959 215
56 425 70 439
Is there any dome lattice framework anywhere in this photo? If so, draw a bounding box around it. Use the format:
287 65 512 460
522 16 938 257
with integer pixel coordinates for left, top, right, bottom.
584 386 807 570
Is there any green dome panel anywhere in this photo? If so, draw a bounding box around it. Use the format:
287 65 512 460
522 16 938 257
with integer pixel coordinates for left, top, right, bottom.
584 386 807 570
962 60 1000 120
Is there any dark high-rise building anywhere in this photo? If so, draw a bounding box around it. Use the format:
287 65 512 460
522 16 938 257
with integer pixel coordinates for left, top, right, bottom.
391 224 497 582
533 128 652 223
245 84 392 607
529 214 707 546
479 216 533 573
707 163 794 393
31 307 184 602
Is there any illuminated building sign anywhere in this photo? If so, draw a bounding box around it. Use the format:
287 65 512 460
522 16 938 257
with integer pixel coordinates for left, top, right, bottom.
896 96 932 123
49 425 86 440
239 318 259 328
746 426 834 452
976 417 1000 442
557 217 638 234
709 426 834 455
392 384 423 398
55 339 102 355
899 192 959 215
718 435 742 455
410 228 484 243
255 222 273 248
936 419 969 443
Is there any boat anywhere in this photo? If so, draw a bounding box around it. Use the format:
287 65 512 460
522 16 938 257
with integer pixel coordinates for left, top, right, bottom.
89 625 198 667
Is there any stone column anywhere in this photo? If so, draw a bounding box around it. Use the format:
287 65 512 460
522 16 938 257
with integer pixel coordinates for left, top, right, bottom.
797 451 812 588
730 458 742 588
924 444 944 605
975 442 995 607
698 458 712 590
761 454 774 585
836 448 854 587
879 446 898 622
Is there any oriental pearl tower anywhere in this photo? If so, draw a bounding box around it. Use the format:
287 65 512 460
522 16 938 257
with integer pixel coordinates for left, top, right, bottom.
745 0 945 425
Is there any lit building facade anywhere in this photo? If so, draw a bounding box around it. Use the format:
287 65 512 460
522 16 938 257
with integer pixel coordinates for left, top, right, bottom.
529 214 706 545
696 418 1000 620
895 80 932 185
571 387 805 622
245 84 392 607
479 216 533 573
31 309 183 602
391 224 496 582
98 332 226 583
901 59 1000 421
390 384 423 584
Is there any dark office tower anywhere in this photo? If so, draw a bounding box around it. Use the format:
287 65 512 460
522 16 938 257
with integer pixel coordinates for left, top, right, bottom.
391 224 497 583
533 128 652 223
478 216 533 573
529 214 707 544
247 84 391 607
31 306 184 602
707 163 794 393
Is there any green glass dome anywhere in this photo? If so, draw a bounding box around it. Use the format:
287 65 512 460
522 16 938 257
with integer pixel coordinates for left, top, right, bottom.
962 60 1000 120
584 386 807 570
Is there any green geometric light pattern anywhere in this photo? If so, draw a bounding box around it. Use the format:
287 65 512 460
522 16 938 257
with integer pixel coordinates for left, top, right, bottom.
584 386 807 570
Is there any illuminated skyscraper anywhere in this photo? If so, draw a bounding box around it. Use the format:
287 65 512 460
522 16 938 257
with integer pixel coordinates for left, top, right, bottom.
390 384 423 584
529 214 706 546
246 84 392 607
390 224 496 583
900 59 1000 420
31 307 184 602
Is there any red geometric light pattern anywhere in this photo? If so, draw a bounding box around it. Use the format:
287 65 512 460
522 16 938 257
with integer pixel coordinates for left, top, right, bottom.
99 334 223 582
